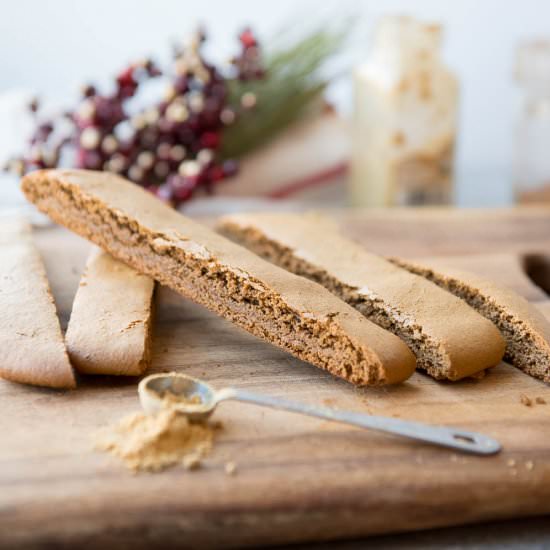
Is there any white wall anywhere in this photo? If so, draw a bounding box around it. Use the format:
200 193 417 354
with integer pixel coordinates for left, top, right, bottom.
1 0 549 206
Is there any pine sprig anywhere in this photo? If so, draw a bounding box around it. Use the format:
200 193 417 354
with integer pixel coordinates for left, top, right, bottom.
221 24 349 160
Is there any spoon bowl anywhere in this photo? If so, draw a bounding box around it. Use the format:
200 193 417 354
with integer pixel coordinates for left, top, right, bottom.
138 373 217 422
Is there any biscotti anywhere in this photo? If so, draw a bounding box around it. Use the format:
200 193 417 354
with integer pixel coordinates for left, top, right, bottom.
22 170 416 386
218 212 506 381
0 216 75 388
65 247 155 375
390 257 550 383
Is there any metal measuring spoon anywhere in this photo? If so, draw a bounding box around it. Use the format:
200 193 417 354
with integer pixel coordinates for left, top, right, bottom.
138 373 501 455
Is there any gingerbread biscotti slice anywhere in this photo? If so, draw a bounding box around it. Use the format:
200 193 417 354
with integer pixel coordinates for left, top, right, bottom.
0 216 75 388
22 170 416 386
218 212 506 381
390 257 550 383
65 247 155 375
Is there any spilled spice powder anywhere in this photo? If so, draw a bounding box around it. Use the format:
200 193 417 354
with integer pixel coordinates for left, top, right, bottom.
94 405 218 473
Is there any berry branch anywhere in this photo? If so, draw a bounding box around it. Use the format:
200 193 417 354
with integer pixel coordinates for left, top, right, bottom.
6 25 347 207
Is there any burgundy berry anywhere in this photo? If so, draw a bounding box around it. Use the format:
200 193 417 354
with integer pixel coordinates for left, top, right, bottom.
81 84 97 98
200 132 220 149
116 67 135 89
209 165 225 182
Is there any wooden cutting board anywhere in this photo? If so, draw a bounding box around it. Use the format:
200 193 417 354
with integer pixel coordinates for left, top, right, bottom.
2 207 550 549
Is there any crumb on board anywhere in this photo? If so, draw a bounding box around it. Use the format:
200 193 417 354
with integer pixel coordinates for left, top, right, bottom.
507 459 516 468
225 461 237 476
525 460 534 471
535 397 547 405
520 394 533 407
182 453 202 471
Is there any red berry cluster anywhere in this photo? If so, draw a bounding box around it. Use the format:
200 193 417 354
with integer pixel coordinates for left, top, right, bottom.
7 29 263 206
232 29 265 81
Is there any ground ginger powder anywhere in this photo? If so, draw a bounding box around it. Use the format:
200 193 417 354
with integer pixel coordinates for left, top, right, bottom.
94 405 217 473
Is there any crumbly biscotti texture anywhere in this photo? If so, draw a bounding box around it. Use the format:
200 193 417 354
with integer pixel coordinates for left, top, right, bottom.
0 216 75 388
390 257 550 383
65 247 155 375
218 212 506 381
21 170 416 386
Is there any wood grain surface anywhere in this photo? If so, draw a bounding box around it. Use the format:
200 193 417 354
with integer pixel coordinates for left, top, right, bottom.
2 207 550 549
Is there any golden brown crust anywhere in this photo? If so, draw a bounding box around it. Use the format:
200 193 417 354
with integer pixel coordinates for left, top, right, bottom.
65 247 155 375
21 170 416 386
0 217 75 388
218 212 506 381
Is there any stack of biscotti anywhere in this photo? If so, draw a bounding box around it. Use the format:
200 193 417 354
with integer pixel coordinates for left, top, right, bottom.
0 215 155 388
218 212 506 381
22 169 416 387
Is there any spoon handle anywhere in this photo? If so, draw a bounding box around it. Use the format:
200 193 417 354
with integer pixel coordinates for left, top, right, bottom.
217 388 500 455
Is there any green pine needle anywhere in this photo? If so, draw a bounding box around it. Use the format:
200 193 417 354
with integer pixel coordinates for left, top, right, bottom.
220 23 349 160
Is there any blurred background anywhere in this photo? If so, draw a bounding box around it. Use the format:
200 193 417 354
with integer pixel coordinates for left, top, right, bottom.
2 0 550 214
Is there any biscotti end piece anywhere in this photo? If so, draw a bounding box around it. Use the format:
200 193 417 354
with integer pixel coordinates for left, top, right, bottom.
218 212 506 381
0 216 75 389
392 257 550 383
65 247 155 376
22 169 416 386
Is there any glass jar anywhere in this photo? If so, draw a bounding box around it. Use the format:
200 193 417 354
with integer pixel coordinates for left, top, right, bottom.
514 39 550 203
350 16 458 207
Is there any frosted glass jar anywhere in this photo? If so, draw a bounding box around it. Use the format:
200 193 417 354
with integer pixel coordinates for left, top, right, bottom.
514 39 550 204
350 16 458 207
